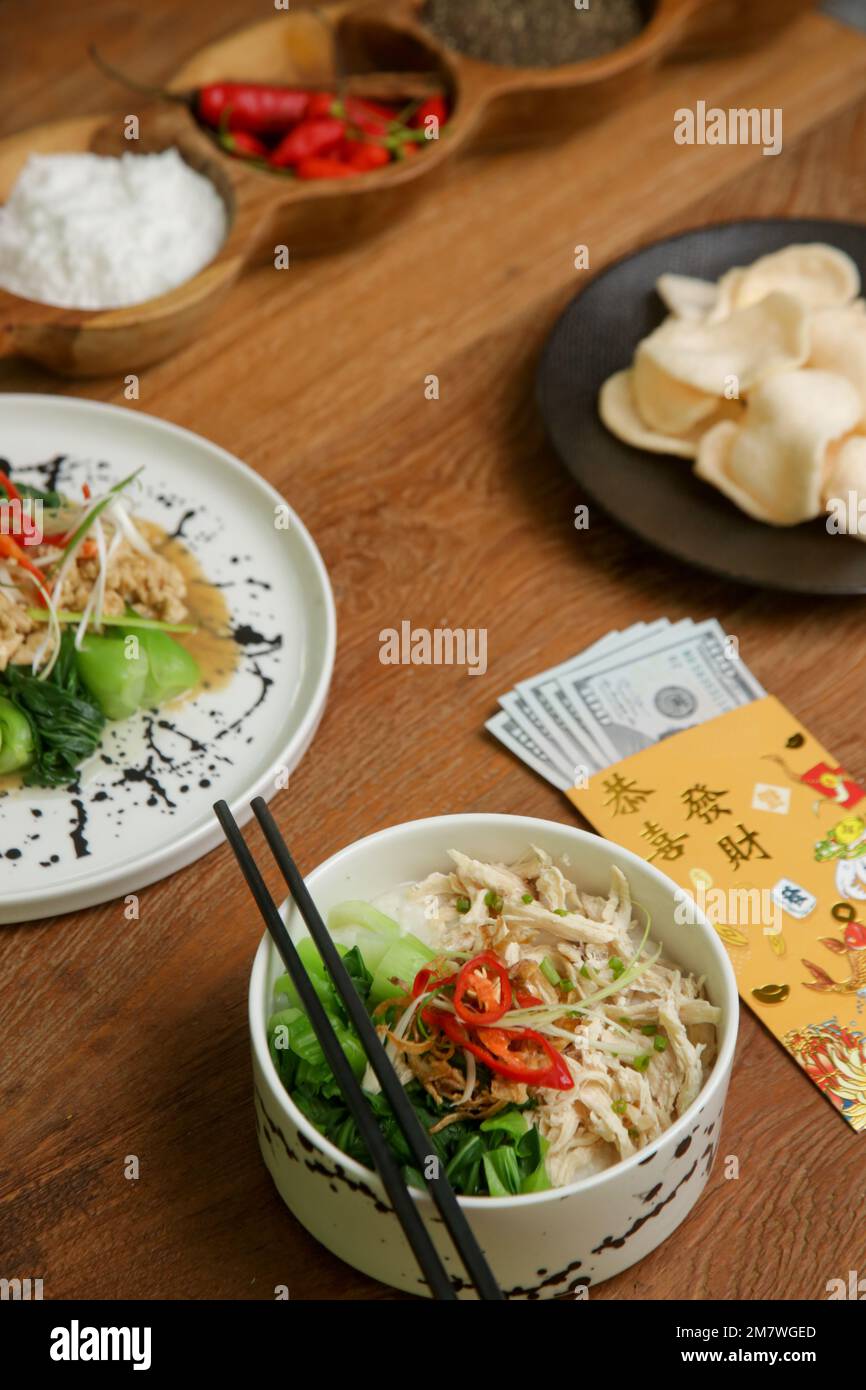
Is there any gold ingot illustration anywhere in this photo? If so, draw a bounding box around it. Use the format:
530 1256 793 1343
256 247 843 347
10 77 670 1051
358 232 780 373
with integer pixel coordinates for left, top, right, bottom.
752 982 790 1004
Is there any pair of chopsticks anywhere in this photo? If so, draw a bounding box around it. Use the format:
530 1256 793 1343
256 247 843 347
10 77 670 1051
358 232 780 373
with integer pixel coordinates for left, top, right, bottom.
215 796 503 1301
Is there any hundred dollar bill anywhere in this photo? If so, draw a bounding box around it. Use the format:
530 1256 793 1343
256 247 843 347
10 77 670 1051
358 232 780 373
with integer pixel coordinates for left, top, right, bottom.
498 689 589 782
498 623 679 785
562 619 765 767
539 620 679 770
507 624 666 774
486 710 573 792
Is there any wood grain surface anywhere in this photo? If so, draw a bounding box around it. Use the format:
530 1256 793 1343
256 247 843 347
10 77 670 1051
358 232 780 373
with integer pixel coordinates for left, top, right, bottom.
1 0 865 1301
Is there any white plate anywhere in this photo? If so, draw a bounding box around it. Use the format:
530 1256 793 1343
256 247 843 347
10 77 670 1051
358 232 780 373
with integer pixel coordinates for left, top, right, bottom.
0 395 335 924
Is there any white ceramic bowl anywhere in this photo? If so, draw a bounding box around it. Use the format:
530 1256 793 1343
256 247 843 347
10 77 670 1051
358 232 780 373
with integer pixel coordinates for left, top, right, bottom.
248 814 738 1299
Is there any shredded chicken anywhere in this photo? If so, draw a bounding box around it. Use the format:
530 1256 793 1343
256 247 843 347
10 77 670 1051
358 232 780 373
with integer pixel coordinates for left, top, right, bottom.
400 845 720 1187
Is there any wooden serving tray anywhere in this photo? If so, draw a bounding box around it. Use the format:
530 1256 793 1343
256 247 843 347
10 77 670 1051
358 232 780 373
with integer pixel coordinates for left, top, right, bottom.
0 0 818 376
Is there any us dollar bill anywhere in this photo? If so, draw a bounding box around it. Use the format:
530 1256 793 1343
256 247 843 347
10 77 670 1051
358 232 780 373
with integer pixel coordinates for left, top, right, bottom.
486 710 573 792
561 619 765 766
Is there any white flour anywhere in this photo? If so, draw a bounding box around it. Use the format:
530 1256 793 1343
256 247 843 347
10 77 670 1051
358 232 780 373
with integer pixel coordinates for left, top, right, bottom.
0 149 227 309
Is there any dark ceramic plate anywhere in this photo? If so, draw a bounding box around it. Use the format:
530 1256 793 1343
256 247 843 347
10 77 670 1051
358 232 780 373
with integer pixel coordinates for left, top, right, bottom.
536 219 866 595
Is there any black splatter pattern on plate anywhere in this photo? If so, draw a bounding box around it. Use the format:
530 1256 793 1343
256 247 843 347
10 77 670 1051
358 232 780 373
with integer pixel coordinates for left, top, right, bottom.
0 454 286 872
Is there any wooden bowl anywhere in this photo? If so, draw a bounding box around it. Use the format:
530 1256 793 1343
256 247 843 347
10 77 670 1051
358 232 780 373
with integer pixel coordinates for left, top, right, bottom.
0 109 250 376
0 0 819 376
0 0 456 376
332 0 819 148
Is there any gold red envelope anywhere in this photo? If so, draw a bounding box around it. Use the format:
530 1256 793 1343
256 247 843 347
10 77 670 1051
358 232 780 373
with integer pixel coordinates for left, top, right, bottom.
568 695 866 1132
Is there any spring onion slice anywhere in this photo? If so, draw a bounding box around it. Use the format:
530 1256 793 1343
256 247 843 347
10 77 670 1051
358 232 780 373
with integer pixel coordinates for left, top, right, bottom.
110 498 155 557
61 471 141 559
28 573 62 679
528 1022 644 1058
27 610 197 634
44 472 142 662
370 976 458 1093
367 991 425 1094
458 1049 476 1105
75 520 125 650
499 909 657 1027
75 516 109 649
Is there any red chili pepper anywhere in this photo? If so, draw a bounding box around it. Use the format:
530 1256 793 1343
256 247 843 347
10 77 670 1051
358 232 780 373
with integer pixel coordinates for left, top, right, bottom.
307 91 337 119
219 129 268 160
0 471 42 547
343 141 392 172
343 96 399 136
412 961 456 999
197 83 310 135
294 156 357 180
477 1026 574 1090
269 117 346 169
0 535 48 600
453 951 512 1025
515 988 543 1008
0 471 22 506
410 95 448 131
424 1007 573 1091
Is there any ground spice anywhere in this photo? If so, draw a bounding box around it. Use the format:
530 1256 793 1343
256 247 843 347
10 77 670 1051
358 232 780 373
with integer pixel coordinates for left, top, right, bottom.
420 0 647 69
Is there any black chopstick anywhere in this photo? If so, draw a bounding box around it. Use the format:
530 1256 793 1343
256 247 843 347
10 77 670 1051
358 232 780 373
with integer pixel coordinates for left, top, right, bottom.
215 800 459 1300
249 796 504 1302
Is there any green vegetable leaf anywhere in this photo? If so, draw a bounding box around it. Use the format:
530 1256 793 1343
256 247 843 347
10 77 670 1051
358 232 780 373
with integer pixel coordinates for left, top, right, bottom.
0 631 105 787
8 480 64 508
340 944 374 1005
0 695 35 774
268 946 551 1198
480 1107 528 1142
482 1145 522 1196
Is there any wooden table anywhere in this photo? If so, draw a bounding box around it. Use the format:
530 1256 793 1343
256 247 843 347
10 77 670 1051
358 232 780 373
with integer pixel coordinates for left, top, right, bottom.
2 1 865 1302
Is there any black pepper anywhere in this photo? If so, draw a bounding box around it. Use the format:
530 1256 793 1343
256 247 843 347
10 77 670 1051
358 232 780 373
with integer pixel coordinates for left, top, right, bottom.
420 0 647 69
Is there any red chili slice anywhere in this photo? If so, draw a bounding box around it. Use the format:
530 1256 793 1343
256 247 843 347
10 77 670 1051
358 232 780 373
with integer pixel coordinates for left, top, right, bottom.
423 1007 573 1091
514 987 543 1008
0 471 22 505
453 951 512 1025
412 961 456 999
0 535 49 603
0 472 38 545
